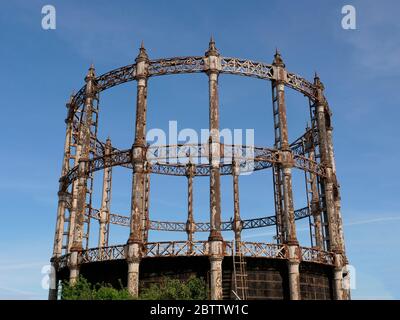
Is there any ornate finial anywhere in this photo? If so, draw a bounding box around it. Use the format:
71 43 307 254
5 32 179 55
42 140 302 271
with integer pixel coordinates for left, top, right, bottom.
136 40 149 62
85 64 96 82
272 48 285 67
106 136 111 144
314 72 324 90
205 35 219 57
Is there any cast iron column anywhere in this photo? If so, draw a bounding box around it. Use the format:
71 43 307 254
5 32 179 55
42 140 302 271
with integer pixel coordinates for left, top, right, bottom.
314 74 344 300
49 94 75 299
99 138 112 249
127 42 149 297
142 164 151 243
308 146 324 249
69 65 96 284
271 51 300 300
205 38 223 300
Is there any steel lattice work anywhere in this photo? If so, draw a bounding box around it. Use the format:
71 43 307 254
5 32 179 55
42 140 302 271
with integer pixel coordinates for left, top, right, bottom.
50 39 349 301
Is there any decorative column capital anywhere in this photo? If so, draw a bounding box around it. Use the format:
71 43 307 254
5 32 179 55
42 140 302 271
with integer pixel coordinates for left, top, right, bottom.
185 162 196 177
272 49 287 82
57 191 70 203
280 150 295 168
125 242 143 262
85 64 96 82
205 36 219 57
314 72 327 104
131 144 146 163
84 64 97 99
272 48 285 67
204 37 221 74
135 41 149 79
209 240 225 258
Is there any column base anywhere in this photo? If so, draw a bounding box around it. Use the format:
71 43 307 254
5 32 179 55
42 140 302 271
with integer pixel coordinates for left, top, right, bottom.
209 256 223 300
48 288 58 300
287 260 300 300
333 267 344 300
127 260 140 298
68 251 80 285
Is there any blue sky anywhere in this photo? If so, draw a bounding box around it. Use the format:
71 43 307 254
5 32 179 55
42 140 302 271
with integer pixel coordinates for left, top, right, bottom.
0 0 399 299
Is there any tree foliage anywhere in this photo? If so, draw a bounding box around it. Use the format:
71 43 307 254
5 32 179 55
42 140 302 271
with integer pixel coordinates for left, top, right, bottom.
140 276 207 300
61 276 207 300
61 277 133 300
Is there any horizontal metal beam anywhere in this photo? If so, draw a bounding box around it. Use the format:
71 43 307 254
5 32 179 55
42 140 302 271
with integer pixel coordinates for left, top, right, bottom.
53 241 335 270
88 206 311 231
60 144 326 191
68 56 318 123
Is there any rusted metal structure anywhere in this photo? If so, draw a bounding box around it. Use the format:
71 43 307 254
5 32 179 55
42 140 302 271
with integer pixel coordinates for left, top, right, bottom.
50 39 349 300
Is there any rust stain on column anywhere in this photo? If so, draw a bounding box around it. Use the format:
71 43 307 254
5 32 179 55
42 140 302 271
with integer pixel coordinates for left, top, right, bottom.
206 38 222 242
71 65 96 253
314 74 338 253
99 138 112 249
128 43 149 245
308 147 324 249
271 51 298 246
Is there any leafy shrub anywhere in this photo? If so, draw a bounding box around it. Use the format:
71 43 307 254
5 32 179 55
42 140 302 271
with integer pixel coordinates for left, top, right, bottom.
61 277 133 300
61 275 207 300
140 276 207 300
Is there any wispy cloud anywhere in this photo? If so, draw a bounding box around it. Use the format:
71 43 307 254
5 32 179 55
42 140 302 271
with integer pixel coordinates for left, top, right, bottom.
0 286 42 298
340 0 400 76
0 261 47 271
346 216 400 226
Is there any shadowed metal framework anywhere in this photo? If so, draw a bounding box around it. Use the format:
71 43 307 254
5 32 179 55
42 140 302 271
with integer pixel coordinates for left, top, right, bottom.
50 39 349 300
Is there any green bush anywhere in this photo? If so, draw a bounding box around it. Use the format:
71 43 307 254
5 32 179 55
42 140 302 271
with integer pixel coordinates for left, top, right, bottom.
61 276 207 300
61 277 133 300
140 276 207 300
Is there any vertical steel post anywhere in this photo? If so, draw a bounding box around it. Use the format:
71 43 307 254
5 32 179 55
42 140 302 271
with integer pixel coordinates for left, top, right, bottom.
69 65 96 284
271 50 300 300
99 138 112 249
49 95 75 300
127 42 149 298
314 75 339 253
314 74 345 300
308 146 324 249
205 37 223 300
142 163 151 244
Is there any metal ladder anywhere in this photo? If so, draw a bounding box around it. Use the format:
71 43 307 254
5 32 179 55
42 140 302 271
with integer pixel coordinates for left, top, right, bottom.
232 242 248 300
